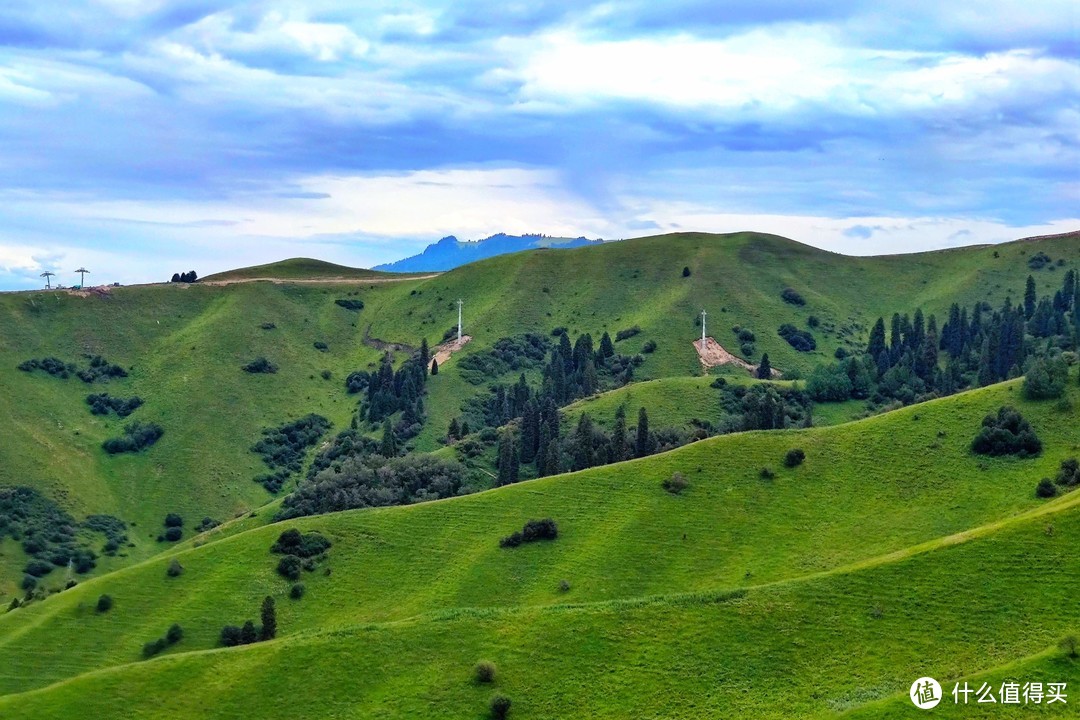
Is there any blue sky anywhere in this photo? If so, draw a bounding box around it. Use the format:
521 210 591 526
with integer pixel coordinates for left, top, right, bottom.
0 0 1077 288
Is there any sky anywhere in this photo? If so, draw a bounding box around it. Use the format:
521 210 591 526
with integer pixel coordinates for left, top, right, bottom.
0 1 1077 289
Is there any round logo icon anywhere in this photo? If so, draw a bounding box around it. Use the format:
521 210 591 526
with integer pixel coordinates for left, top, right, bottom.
910 677 942 709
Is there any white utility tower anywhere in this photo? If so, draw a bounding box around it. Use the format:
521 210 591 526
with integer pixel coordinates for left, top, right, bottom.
700 309 707 344
457 299 464 342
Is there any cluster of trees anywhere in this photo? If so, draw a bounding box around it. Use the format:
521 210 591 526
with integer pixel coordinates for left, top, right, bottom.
1037 458 1080 498
334 298 365 311
277 450 465 519
250 414 332 492
220 597 277 647
1 487 99 593
807 272 1080 407
18 355 128 382
242 357 278 374
157 513 183 542
102 421 164 454
86 393 143 417
458 333 550 384
272 529 332 580
346 343 430 439
169 271 198 283
83 514 128 555
778 323 816 352
971 407 1042 457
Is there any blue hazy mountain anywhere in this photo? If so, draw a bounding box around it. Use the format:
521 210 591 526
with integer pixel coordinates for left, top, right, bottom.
374 233 603 272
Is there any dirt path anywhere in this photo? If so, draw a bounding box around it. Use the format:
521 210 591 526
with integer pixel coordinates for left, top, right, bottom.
693 338 780 378
432 335 472 365
199 273 440 287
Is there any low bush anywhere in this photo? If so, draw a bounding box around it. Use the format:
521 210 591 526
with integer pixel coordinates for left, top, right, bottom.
491 695 512 720
475 661 497 684
760 467 775 479
142 638 167 658
76 355 128 383
502 518 558 547
164 513 183 528
220 625 243 647
313 341 329 352
24 559 53 577
166 624 184 644
615 325 641 342
784 448 806 467
290 583 306 600
167 559 184 577
102 421 164 454
18 357 73 378
163 527 182 542
1036 478 1058 498
641 340 657 354
96 594 113 613
971 407 1042 457
86 393 143 417
781 288 806 306
334 299 365 311
778 324 816 352
243 357 278 374
662 472 688 494
277 555 302 581
1057 458 1080 487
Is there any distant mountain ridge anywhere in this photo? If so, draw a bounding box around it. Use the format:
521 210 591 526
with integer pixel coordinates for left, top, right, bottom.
374 233 603 272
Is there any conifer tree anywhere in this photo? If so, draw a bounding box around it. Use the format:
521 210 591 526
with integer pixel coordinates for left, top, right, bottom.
611 405 628 462
756 353 772 379
635 407 653 458
430 358 438 375
380 418 397 457
1025 275 1037 319
260 596 277 641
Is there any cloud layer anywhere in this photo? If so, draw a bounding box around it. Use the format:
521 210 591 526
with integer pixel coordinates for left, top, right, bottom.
0 1 1076 287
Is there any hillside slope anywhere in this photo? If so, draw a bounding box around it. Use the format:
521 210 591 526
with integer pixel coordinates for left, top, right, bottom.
0 378 1077 717
1 230 1077 587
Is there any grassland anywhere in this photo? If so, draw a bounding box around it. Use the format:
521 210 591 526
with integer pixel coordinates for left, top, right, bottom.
199 257 399 282
0 376 1076 709
1 230 1077 586
0 375 1076 717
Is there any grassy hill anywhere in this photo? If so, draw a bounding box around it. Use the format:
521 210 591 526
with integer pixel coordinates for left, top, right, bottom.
0 377 1077 717
200 257 398 282
0 230 1077 590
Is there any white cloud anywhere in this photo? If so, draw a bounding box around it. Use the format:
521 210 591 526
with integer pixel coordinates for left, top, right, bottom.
512 28 1080 119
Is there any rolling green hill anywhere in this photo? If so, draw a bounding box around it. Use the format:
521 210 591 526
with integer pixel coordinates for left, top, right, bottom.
0 377 1077 717
0 230 1077 589
200 257 400 282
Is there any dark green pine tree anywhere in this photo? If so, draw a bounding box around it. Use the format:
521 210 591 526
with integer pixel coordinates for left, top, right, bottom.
977 337 995 387
581 358 598 396
1024 275 1037 319
497 430 518 486
558 332 573 372
430 358 438 375
447 417 460 441
572 413 594 471
756 353 772 379
542 440 561 478
611 405 628 462
520 400 540 464
635 407 653 458
599 331 615 359
867 317 887 360
419 337 430 369
379 417 397 457
240 620 258 645
260 596 277 641
889 313 903 362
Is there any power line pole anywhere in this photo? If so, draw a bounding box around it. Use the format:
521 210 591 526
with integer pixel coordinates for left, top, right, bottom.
75 267 90 288
457 299 464 342
700 309 707 345
40 271 55 289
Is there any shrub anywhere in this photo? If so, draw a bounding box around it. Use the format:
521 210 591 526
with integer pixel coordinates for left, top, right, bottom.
96 594 114 613
1023 356 1069 400
641 340 657 354
615 326 641 342
971 407 1042 457
86 393 143 417
499 531 523 548
164 513 183 528
490 695 512 720
277 555 303 581
20 575 36 591
1061 635 1079 659
196 517 220 532
260 322 276 330
163 527 182 542
736 328 756 343
834 347 849 360
475 661 497 684
559 579 571 592
334 299 365 311
167 559 184 577
290 583 306 600
320 369 332 380
760 467 775 479
1057 458 1080 487
781 288 806 306
662 472 688 494
783 448 806 468
1028 251 1052 270
243 357 278 374
241 621 258 645
1036 478 1058 498
313 341 328 352
24 559 52 577
220 625 243 647
682 266 691 277
166 624 184 644
102 421 164 454
778 324 816 352
522 518 558 542
142 638 167 658
807 315 820 328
